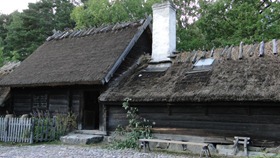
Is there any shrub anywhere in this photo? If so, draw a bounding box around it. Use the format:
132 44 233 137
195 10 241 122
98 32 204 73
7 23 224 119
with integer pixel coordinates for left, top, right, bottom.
31 110 77 142
111 98 154 149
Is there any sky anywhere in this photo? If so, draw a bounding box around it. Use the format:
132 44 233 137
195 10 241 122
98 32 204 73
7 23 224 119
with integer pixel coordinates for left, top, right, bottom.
0 0 38 14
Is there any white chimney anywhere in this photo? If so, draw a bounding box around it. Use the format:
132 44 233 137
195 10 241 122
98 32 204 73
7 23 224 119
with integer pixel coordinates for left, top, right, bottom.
151 1 176 63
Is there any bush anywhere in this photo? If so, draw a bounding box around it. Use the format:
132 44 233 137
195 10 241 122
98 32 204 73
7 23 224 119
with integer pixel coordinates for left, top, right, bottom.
111 98 154 149
31 110 77 142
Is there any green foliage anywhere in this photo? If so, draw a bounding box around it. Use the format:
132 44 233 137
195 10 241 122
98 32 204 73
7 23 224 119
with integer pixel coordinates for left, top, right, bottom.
1 0 280 61
110 98 154 149
71 0 161 28
0 45 4 67
31 110 77 142
2 0 75 61
0 14 12 43
194 0 280 50
54 113 77 134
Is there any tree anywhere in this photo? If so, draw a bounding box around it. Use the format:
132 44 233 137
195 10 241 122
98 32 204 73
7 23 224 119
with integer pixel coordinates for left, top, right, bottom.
0 38 5 66
4 12 25 60
71 0 162 28
54 0 76 30
195 0 280 49
70 0 202 51
4 0 75 61
0 14 12 44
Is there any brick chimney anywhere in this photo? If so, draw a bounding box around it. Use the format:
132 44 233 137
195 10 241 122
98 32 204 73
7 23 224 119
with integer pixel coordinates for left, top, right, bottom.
151 1 176 63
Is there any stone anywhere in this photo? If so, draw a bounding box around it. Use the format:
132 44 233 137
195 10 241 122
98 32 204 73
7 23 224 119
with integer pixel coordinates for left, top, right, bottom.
60 134 103 145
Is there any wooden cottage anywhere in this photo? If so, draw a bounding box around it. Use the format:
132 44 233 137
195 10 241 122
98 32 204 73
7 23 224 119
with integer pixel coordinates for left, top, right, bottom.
0 17 152 130
99 1 280 147
100 41 280 146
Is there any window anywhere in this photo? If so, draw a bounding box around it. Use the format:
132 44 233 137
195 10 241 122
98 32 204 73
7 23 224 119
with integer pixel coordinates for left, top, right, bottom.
33 94 48 109
192 58 215 72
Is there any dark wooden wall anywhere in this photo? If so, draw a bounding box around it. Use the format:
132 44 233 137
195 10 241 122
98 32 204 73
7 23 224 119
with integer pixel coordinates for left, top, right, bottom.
106 102 280 145
11 86 99 117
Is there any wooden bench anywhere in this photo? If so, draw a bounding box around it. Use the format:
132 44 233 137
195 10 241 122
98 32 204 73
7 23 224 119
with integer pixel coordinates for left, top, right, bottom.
139 138 211 158
233 136 250 156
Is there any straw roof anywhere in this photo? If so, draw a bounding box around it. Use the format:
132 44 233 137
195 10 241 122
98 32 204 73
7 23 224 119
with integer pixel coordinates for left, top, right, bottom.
100 40 280 102
0 18 152 87
0 62 20 106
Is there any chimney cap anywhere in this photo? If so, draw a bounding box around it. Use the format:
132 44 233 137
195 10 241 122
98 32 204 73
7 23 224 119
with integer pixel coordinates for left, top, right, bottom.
152 0 176 10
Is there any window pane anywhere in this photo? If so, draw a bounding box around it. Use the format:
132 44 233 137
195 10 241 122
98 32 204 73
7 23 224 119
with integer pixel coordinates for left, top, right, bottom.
194 58 215 67
33 94 48 108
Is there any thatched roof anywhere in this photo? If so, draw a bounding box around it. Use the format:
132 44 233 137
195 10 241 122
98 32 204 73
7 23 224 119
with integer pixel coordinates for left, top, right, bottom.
0 18 152 87
100 40 280 102
0 62 20 106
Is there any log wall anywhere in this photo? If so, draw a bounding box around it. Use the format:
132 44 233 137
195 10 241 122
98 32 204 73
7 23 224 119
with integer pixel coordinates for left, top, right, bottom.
12 87 83 116
106 103 280 143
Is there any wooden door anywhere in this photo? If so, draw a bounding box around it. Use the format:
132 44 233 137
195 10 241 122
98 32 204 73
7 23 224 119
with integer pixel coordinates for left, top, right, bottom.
83 91 99 129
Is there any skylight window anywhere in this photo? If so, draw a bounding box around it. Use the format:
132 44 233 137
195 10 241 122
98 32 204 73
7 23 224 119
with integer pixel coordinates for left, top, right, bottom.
194 58 215 67
191 58 215 72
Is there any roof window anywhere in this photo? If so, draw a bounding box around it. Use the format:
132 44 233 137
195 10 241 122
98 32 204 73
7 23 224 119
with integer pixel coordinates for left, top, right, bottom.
191 58 215 73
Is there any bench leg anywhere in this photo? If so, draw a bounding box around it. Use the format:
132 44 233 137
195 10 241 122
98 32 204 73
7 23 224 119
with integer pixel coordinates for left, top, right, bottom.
200 146 211 158
141 141 150 152
182 144 187 151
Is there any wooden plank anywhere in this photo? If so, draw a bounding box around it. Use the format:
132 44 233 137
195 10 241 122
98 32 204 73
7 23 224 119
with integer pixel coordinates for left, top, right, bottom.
248 43 258 57
20 118 24 143
210 47 215 57
273 39 277 55
0 117 4 141
13 98 32 103
49 100 68 105
192 50 198 64
201 50 206 59
259 41 265 57
220 46 229 57
15 118 19 142
30 118 34 144
226 45 233 60
139 138 207 146
238 41 243 59
140 113 280 124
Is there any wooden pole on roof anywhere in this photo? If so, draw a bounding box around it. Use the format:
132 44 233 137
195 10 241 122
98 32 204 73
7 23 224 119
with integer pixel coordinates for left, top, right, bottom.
210 47 215 57
226 45 233 60
220 45 229 57
273 39 277 55
201 50 206 59
259 41 265 57
238 41 243 59
248 43 257 57
192 50 198 64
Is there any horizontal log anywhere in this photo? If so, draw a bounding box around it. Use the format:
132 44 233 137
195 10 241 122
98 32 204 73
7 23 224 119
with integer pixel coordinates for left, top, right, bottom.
14 103 32 108
139 138 207 146
151 128 280 141
140 113 280 124
49 99 68 105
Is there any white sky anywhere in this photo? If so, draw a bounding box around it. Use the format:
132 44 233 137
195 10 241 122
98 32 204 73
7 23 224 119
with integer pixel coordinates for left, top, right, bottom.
0 0 39 14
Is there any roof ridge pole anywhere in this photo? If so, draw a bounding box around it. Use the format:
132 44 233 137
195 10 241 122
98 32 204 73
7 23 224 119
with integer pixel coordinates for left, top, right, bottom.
201 49 206 59
248 43 257 57
273 39 277 55
210 47 215 57
226 45 233 60
192 50 198 64
238 41 243 60
259 41 265 57
220 45 229 57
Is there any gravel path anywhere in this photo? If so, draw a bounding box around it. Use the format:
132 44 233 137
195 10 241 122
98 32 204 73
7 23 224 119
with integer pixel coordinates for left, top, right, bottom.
0 144 197 158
